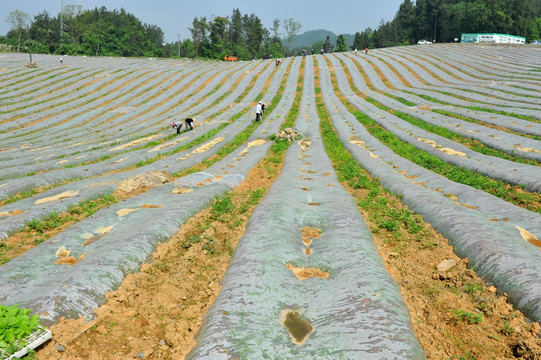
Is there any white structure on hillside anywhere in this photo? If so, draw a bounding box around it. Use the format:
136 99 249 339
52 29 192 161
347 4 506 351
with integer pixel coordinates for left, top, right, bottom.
461 33 526 44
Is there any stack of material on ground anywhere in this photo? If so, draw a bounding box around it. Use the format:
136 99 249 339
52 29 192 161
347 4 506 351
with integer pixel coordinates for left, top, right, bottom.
276 128 301 141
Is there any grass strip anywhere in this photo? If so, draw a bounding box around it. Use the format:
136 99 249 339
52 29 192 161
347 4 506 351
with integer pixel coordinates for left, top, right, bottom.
336 56 540 165
325 57 541 214
366 98 541 166
314 57 541 360
0 195 117 265
314 59 427 246
418 93 541 123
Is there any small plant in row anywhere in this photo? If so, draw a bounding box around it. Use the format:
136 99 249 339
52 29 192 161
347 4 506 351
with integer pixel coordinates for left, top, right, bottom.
452 308 483 324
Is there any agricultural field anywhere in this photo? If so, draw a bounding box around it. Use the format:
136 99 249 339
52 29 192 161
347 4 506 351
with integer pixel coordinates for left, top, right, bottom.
0 44 541 359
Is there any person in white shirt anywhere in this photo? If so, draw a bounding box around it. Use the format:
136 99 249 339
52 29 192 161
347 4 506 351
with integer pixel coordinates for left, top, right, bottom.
255 101 262 122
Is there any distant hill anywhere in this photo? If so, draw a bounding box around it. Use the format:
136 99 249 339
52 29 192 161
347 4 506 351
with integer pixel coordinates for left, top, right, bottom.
288 29 354 50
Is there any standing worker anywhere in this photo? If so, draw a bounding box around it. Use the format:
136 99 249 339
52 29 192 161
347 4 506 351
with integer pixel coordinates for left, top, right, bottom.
255 101 262 122
365 47 368 54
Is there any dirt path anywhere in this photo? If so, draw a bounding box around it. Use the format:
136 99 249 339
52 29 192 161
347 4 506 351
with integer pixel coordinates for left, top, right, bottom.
35 144 287 360
346 182 541 359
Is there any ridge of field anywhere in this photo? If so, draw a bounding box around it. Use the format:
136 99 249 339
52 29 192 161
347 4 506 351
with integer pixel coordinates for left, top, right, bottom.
0 44 541 359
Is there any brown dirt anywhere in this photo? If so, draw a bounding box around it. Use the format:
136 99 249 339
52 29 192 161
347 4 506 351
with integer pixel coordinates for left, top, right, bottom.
11 149 541 360
344 179 541 360
0 210 92 264
285 263 329 280
35 147 286 360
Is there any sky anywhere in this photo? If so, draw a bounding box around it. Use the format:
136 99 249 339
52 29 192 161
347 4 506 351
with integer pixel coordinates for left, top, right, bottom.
1 0 405 43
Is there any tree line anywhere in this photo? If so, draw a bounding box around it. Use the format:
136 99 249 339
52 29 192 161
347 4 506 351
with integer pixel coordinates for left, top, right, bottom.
2 6 165 57
161 9 298 60
2 1 540 61
352 0 541 49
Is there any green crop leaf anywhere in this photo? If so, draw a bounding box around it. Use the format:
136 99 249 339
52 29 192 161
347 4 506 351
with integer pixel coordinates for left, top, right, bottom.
4 329 14 344
0 303 43 355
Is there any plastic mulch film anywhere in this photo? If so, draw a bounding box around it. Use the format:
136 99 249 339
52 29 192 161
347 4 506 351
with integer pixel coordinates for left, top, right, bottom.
316 55 541 324
0 57 298 325
187 55 425 359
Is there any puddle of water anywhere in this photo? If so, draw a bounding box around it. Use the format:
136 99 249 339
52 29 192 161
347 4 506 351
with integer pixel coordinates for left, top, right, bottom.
280 309 314 345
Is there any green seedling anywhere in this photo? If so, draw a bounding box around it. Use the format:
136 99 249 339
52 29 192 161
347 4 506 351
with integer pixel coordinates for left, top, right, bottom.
500 321 514 335
456 351 476 360
0 304 42 357
452 309 483 324
464 284 484 295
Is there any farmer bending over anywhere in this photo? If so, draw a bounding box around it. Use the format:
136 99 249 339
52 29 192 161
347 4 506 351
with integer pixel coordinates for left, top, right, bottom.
171 118 196 134
171 121 183 134
184 118 195 130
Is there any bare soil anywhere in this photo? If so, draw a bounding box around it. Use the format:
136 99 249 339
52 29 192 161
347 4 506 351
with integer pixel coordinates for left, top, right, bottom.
35 148 286 360
31 147 541 360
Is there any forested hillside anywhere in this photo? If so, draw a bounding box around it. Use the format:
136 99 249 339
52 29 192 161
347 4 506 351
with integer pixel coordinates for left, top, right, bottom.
2 6 165 57
352 0 541 49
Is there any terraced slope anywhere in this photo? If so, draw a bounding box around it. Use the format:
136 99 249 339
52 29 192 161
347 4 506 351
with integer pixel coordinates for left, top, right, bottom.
0 45 540 359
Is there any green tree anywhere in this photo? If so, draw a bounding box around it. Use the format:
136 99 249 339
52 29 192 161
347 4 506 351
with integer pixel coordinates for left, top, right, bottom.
210 16 229 59
144 23 165 56
228 8 244 51
395 0 415 44
243 14 264 58
335 34 348 52
6 10 30 52
189 16 209 57
59 4 83 53
271 19 281 42
283 18 301 56
31 11 60 53
310 40 324 54
180 38 195 58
